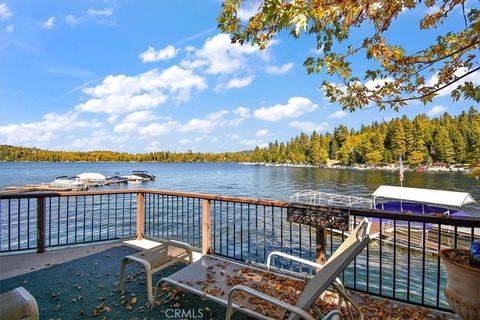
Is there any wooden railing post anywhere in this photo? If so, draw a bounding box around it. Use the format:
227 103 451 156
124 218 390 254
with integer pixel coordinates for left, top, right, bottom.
137 192 145 240
202 199 211 255
37 196 46 253
316 228 326 266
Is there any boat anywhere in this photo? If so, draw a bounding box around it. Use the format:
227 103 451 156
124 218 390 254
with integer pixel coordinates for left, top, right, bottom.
132 170 155 181
49 176 88 191
290 185 477 253
106 174 128 185
123 175 144 183
76 173 106 187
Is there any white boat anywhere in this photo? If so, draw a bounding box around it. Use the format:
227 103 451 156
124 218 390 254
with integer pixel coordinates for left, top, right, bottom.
49 176 88 191
123 175 144 183
77 172 106 186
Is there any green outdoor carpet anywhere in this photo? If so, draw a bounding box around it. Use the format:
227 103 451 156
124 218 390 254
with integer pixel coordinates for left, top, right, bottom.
0 245 248 320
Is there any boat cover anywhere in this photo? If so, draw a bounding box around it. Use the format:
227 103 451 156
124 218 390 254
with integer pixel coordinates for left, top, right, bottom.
372 185 476 208
77 172 106 181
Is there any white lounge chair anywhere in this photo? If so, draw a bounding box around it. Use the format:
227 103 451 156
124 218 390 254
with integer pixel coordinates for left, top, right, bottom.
119 240 193 305
153 218 371 320
0 287 39 320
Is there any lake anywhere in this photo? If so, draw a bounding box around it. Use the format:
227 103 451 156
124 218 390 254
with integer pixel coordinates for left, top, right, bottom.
1 162 479 215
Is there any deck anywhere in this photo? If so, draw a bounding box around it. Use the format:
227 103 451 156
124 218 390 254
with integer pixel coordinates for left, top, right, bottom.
0 240 459 319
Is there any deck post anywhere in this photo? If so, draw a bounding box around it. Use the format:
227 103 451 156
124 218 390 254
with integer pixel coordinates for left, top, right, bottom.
136 192 145 240
36 196 46 253
202 199 211 255
315 227 326 266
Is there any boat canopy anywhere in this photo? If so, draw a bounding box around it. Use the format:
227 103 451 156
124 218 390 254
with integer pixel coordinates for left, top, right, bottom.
372 185 476 208
77 173 106 181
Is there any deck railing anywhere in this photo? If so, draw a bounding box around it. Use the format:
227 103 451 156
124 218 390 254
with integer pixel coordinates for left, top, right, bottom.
1 189 479 312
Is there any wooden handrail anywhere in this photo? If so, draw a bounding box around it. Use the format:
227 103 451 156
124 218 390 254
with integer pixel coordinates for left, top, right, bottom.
0 188 290 207
0 188 479 227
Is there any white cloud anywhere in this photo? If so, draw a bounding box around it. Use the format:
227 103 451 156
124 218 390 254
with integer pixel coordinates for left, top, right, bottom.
107 115 118 123
0 111 101 146
425 5 439 15
210 137 218 142
232 107 250 118
0 3 13 20
113 122 137 133
42 16 55 29
205 110 229 121
289 121 328 132
310 47 323 55
215 75 254 91
328 110 347 119
425 105 448 118
364 77 394 90
180 111 229 133
138 121 181 137
181 33 261 74
227 118 245 127
253 97 318 121
65 14 79 25
139 45 179 63
256 129 269 137
145 141 163 152
179 139 190 144
71 130 129 150
180 119 216 133
5 24 13 32
76 65 207 114
265 63 293 75
123 110 159 123
87 8 113 16
239 139 265 147
138 111 228 137
227 134 240 140
426 67 480 97
237 1 261 21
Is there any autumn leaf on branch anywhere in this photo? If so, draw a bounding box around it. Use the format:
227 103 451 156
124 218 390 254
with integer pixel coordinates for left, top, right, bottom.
218 0 480 111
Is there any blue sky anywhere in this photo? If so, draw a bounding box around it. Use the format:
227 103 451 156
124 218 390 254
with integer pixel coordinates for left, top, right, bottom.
0 0 478 153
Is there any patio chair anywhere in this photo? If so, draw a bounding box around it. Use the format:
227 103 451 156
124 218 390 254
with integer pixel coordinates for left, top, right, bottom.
119 240 193 305
0 287 39 320
152 218 371 320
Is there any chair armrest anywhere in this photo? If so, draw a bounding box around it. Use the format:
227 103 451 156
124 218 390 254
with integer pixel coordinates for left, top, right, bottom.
226 285 315 320
165 240 193 254
266 251 322 271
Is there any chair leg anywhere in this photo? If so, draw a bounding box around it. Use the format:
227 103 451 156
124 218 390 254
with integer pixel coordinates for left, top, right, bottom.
152 279 165 309
146 269 153 306
119 258 130 291
332 282 363 320
188 251 193 264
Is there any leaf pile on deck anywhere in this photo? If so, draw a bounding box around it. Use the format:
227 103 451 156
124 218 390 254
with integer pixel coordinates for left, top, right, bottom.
359 294 448 320
164 263 451 320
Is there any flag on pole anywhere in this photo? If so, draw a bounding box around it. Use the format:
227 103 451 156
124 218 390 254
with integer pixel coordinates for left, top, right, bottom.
399 156 405 186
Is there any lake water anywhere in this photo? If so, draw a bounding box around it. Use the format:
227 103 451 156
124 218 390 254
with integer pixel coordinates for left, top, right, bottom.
1 162 479 215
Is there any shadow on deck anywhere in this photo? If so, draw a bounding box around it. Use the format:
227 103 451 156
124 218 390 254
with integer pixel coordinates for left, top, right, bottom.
0 241 459 320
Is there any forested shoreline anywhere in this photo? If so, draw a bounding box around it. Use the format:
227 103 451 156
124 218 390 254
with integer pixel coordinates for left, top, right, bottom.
1 107 479 166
